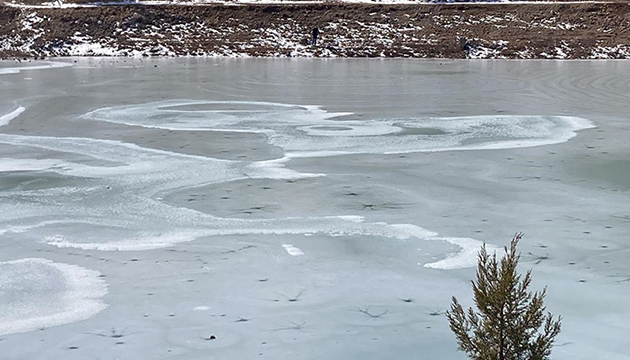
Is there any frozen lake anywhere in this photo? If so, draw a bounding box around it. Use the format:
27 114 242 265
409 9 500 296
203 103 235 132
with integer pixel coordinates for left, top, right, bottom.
1 58 629 360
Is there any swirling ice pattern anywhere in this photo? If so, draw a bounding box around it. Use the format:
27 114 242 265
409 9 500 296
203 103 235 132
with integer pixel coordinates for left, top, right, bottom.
1 101 593 266
81 100 594 156
0 100 595 335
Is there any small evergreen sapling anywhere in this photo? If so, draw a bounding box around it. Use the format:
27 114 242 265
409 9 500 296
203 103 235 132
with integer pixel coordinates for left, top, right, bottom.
446 233 561 360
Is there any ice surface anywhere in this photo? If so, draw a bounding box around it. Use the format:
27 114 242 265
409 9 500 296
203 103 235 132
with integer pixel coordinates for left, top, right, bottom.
1 59 629 360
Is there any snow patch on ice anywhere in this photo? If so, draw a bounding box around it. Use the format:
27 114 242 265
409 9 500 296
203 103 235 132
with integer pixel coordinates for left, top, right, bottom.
282 244 304 256
0 62 73 75
0 157 65 172
0 258 108 336
0 107 25 127
45 232 204 251
424 237 497 270
246 157 325 180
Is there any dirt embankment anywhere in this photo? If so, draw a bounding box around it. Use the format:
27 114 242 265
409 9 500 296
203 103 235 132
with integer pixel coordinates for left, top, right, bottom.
2 2 630 58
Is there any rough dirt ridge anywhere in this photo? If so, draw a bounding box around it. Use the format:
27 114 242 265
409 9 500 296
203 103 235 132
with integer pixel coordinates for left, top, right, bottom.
2 1 630 58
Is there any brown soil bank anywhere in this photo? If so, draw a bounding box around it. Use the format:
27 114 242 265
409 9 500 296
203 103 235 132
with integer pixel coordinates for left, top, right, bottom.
2 2 630 58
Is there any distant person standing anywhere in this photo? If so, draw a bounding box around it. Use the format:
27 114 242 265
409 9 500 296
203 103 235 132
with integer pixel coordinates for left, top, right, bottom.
311 27 319 46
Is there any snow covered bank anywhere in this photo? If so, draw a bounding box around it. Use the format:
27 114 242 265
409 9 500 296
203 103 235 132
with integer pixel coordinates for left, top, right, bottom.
1 1 630 58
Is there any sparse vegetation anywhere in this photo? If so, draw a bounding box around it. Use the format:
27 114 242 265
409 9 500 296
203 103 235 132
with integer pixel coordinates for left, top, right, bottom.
446 233 561 360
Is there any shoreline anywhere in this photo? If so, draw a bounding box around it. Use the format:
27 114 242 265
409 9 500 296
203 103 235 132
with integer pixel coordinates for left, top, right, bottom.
2 1 630 59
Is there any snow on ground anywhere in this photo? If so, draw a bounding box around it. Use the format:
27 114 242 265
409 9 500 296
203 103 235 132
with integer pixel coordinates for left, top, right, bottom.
4 6 627 59
589 44 630 59
1 0 628 59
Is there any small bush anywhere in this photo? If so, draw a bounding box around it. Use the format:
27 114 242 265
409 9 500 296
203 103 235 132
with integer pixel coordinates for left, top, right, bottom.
446 233 561 360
